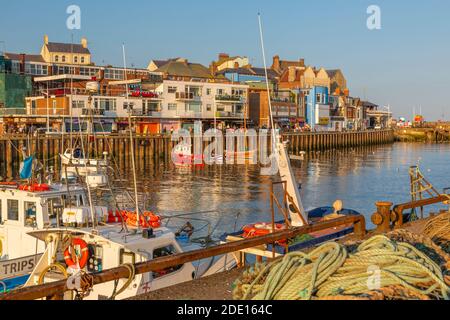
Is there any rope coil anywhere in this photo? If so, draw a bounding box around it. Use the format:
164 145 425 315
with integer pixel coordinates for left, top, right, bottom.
233 233 450 300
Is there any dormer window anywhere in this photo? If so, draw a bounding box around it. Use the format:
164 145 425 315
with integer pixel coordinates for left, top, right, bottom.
81 57 85 63
55 55 59 62
74 56 78 63
62 56 66 63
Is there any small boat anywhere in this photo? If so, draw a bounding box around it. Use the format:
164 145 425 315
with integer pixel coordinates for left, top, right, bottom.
60 148 108 176
172 143 204 167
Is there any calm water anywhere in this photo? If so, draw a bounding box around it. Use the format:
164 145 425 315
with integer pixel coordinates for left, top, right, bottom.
121 142 450 236
4 143 450 236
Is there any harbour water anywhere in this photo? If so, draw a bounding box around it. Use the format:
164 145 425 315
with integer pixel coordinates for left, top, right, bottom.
111 142 450 236
2 142 449 236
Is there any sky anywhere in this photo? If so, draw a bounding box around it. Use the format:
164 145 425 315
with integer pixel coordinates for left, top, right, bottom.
1 0 449 120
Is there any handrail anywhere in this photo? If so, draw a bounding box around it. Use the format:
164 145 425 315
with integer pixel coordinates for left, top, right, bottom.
0 215 366 300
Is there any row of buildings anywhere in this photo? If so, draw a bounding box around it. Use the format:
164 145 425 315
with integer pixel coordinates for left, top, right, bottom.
0 35 392 134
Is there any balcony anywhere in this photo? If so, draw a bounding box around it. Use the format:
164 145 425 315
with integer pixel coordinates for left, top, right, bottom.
82 108 105 116
215 111 245 118
130 109 162 117
176 111 203 118
271 96 295 103
215 95 245 103
176 92 201 101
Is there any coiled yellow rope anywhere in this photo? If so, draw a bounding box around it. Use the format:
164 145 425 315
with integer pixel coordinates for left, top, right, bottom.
423 213 450 247
233 235 450 300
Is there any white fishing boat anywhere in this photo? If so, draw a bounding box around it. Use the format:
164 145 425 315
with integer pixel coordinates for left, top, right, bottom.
23 221 235 300
60 148 108 176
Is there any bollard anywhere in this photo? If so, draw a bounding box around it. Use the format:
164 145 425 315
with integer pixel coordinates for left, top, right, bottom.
371 201 393 233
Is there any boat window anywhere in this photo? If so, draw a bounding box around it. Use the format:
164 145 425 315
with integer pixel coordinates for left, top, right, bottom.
7 199 19 221
47 198 64 219
24 202 37 227
152 245 183 279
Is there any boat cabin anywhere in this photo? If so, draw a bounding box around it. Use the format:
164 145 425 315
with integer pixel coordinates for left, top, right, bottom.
25 227 197 300
0 184 88 261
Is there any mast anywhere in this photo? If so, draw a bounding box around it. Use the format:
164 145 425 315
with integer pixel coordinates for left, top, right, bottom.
258 13 307 226
122 44 140 230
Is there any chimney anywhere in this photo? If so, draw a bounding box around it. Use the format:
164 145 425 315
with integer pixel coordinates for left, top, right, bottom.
288 67 296 82
210 64 216 76
44 35 49 45
299 58 305 67
218 53 229 61
81 37 88 48
272 55 280 71
19 53 26 75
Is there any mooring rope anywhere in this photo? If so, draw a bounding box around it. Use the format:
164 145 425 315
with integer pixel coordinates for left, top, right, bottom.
233 234 450 300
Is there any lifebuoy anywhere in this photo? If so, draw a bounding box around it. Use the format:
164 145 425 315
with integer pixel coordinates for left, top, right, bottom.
242 222 285 238
64 238 89 269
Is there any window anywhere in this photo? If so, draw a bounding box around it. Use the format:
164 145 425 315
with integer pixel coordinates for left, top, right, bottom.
152 245 183 279
168 103 177 111
24 202 37 227
72 100 85 109
55 55 59 62
25 63 48 76
79 67 98 76
168 86 177 94
104 69 125 80
74 56 78 63
53 100 57 114
7 199 19 221
216 105 225 112
206 104 212 111
316 93 322 104
62 56 66 63
186 103 201 112
206 88 212 95
81 56 85 63
94 98 117 111
216 89 224 95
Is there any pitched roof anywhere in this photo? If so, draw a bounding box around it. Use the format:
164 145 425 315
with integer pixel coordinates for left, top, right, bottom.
45 42 90 54
326 69 342 78
150 58 179 68
156 59 222 79
4 53 45 63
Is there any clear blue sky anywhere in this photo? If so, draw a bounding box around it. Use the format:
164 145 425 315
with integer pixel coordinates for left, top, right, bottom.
1 0 449 120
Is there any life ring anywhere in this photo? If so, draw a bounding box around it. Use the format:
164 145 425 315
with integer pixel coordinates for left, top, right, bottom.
242 223 285 238
64 238 89 269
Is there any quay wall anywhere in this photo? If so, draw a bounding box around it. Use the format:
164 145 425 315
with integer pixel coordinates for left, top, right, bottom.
0 129 394 178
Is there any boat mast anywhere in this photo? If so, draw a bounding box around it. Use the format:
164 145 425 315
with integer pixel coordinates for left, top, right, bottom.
258 13 307 226
122 44 140 230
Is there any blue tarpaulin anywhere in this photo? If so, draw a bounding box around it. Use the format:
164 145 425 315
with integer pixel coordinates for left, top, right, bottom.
20 156 33 179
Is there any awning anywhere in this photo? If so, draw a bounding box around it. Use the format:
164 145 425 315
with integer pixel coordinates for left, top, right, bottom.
34 74 94 82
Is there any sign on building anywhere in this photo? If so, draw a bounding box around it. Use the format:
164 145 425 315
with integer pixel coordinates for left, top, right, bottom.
315 104 330 126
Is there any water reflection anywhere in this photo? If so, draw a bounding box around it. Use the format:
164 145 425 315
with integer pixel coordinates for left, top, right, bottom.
126 143 450 234
4 143 450 235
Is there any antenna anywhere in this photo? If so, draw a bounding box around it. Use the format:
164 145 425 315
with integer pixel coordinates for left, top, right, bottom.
257 13 276 150
122 43 141 230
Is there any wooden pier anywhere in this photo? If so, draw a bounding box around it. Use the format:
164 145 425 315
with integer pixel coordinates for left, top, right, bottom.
0 130 394 178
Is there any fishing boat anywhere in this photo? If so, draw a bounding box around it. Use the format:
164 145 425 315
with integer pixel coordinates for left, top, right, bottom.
0 182 91 291
21 210 235 300
60 148 108 176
